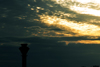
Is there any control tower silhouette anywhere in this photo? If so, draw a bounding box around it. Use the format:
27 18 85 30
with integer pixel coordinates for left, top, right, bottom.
19 44 29 67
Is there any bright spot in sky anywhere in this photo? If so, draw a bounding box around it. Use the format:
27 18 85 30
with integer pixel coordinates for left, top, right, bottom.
54 0 100 17
76 0 100 4
39 15 100 36
37 0 100 44
75 0 91 3
55 0 100 4
70 6 100 16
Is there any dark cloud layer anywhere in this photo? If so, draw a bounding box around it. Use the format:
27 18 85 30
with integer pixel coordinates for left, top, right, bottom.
1 0 100 67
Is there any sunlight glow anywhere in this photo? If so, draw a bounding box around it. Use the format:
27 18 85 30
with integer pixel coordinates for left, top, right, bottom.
38 14 100 44
31 0 100 45
39 15 100 36
53 0 100 17
59 40 100 45
75 0 91 3
70 6 100 16
76 0 100 4
55 0 100 4
76 40 100 44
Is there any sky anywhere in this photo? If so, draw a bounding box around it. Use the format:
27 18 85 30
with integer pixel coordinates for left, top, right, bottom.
1 0 100 67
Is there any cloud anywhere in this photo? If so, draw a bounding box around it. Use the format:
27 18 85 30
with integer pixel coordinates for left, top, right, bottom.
1 0 100 45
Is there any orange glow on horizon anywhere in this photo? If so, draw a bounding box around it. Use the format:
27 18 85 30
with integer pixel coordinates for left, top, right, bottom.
59 40 100 45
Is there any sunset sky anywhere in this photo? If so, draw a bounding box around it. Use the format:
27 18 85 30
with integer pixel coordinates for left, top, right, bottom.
1 0 100 67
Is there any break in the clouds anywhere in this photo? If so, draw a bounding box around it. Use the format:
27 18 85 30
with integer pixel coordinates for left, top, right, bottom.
1 0 100 46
